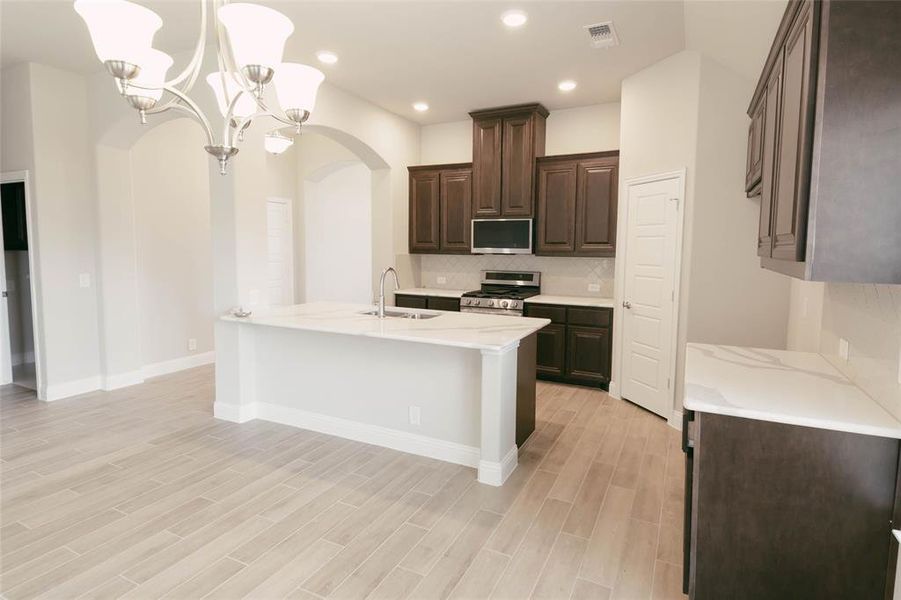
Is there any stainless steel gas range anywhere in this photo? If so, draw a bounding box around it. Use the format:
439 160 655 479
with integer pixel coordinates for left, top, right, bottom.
459 271 540 317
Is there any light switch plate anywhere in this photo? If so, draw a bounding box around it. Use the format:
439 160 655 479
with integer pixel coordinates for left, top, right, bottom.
839 338 850 361
188 338 197 351
437 276 447 285
79 273 91 288
588 283 601 293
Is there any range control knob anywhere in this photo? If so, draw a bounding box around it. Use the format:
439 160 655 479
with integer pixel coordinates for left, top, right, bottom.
501 300 509 309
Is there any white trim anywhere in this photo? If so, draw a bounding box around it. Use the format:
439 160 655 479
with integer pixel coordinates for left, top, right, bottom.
216 400 482 469
669 409 683 431
101 369 144 391
614 169 687 419
142 351 215 379
478 444 518 487
1 170 46 400
608 380 620 400
44 376 101 402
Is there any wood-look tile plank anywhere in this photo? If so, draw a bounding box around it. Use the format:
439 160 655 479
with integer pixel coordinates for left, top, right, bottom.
365 567 423 600
562 461 614 539
610 519 658 600
331 523 427 599
486 469 557 555
160 557 245 600
632 453 666 524
570 578 612 600
579 485 636 588
81 576 136 600
489 498 572 600
651 559 688 600
532 532 588 600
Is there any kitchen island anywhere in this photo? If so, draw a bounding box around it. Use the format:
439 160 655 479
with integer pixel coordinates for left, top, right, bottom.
214 302 550 485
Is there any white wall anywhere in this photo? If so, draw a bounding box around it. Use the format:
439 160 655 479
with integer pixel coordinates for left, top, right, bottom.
419 102 621 165
304 162 372 304
130 118 213 366
786 279 824 352
613 50 790 420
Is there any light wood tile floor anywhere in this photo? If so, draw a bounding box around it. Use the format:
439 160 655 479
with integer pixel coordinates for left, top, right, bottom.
0 365 687 600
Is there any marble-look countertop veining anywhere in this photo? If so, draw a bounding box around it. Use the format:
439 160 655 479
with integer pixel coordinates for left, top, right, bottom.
394 288 466 298
525 295 615 308
221 302 550 352
684 343 901 439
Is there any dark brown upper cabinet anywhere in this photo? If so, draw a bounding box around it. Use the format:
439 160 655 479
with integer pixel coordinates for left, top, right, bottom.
470 103 548 218
408 163 472 255
747 0 901 283
536 151 619 257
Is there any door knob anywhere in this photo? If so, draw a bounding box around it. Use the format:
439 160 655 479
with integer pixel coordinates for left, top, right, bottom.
622 300 632 309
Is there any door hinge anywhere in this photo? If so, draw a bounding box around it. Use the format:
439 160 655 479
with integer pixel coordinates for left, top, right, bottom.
670 197 680 209
671 289 675 302
667 377 671 389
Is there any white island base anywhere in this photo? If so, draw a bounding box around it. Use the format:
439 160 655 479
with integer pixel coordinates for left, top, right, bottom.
213 303 549 486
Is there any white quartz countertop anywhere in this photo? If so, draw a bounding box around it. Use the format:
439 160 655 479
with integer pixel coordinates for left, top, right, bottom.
220 302 550 352
525 295 615 308
394 288 466 298
684 343 901 439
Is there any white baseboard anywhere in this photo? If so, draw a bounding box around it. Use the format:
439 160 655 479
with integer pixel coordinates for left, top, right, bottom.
213 401 257 423
478 445 518 487
217 401 482 469
142 351 215 379
11 351 35 367
44 376 102 402
668 408 683 431
608 380 620 400
101 370 145 391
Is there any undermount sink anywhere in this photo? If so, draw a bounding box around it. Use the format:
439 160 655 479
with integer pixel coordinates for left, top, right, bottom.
359 309 441 320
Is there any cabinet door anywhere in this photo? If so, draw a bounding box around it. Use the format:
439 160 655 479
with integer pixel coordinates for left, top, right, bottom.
758 55 783 258
565 326 610 383
439 168 472 253
472 118 502 217
574 158 617 256
536 161 577 254
395 294 428 309
426 296 460 312
535 323 566 377
1 182 28 251
745 96 765 194
409 170 440 253
772 0 816 262
501 114 534 217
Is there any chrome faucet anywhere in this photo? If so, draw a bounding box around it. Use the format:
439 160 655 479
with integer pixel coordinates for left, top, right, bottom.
377 267 400 318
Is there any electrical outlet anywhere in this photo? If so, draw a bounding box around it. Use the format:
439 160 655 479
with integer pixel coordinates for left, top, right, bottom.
839 338 850 361
79 273 91 288
588 283 601 293
409 406 421 426
188 338 197 351
437 276 447 285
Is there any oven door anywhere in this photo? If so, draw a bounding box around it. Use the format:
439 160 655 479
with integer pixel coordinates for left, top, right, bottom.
471 219 533 255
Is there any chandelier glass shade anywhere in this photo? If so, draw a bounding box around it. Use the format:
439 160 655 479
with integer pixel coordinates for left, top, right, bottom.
74 0 325 174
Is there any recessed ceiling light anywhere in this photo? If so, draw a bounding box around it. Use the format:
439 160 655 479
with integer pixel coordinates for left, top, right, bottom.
558 80 577 92
413 102 429 112
501 9 527 28
316 50 338 65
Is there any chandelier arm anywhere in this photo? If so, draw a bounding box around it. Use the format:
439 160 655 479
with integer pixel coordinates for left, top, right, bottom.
160 85 216 147
229 111 295 148
164 0 207 89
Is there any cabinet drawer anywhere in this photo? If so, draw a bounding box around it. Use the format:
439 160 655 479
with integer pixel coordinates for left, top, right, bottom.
525 304 566 324
395 294 428 309
567 307 611 327
426 296 460 312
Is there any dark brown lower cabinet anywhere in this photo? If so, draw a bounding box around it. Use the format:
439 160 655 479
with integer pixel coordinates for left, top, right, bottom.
524 303 612 389
684 410 900 599
394 294 460 312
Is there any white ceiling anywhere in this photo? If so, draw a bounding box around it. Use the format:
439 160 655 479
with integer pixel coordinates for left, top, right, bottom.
0 0 784 124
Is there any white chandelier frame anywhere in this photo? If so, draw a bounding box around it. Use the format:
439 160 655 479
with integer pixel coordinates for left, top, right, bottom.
85 0 317 174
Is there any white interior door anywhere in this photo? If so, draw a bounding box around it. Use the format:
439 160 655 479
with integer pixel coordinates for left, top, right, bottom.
620 174 682 418
266 197 294 306
0 214 11 385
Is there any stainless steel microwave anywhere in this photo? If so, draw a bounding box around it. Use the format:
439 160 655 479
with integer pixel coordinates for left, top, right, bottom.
471 218 533 255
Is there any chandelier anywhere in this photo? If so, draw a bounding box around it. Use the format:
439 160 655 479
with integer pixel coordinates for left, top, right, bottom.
74 0 324 174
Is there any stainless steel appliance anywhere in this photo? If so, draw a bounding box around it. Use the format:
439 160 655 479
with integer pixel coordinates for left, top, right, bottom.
471 218 533 255
460 270 540 316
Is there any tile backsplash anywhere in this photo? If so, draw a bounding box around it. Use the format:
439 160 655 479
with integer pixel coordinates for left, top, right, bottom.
819 283 901 419
420 255 615 297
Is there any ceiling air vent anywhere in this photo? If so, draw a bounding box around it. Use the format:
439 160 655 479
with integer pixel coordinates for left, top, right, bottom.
585 21 619 49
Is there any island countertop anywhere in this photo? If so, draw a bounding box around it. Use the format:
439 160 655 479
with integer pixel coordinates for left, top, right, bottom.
220 302 550 352
684 343 901 439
